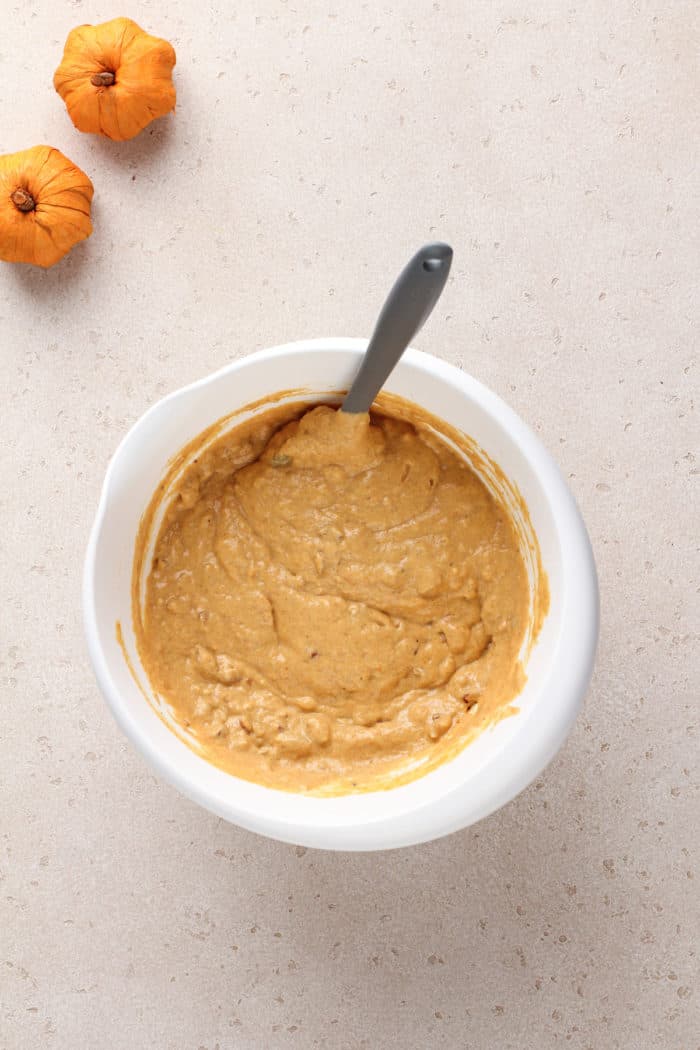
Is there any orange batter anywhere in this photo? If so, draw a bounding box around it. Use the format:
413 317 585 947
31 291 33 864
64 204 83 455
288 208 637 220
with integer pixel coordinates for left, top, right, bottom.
134 399 535 793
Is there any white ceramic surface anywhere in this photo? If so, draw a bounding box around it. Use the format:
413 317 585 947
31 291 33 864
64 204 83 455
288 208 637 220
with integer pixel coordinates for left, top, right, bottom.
84 339 598 850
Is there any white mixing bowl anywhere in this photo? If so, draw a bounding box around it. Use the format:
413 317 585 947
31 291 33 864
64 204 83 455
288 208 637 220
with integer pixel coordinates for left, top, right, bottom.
84 339 598 850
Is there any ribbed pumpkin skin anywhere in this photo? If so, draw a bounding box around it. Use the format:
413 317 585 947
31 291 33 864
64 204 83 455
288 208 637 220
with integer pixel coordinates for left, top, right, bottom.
54 17 176 142
0 146 94 268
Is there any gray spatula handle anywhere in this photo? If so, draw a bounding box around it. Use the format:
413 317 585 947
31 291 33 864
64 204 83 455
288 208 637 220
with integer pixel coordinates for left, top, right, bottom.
342 242 453 414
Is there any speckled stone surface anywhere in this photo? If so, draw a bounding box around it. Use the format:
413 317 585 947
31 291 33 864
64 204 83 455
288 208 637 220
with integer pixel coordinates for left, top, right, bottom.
2 2 698 1048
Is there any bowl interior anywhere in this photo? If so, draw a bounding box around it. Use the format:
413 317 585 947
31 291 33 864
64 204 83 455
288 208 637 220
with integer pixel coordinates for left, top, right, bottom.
86 341 593 849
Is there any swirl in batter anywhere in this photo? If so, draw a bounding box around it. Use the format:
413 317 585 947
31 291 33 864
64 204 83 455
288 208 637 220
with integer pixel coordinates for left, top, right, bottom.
136 401 532 793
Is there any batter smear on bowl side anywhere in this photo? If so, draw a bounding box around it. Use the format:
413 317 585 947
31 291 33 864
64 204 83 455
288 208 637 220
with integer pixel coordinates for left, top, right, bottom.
134 398 539 794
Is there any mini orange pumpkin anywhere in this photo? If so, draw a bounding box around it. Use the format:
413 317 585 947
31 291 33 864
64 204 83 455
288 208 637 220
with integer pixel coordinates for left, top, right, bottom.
54 17 176 141
0 146 94 268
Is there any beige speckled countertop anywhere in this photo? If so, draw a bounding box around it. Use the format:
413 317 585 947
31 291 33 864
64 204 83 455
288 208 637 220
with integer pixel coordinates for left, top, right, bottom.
2 2 698 1047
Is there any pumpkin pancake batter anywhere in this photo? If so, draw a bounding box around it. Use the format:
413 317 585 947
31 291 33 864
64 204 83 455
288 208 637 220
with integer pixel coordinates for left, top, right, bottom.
136 401 532 794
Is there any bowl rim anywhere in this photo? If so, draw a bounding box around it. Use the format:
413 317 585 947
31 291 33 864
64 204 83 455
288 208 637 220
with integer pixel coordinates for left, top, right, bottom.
84 338 599 850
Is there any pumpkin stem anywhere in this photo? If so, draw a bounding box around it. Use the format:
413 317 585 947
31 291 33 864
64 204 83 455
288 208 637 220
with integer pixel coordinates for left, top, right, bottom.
91 71 116 87
11 188 36 213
